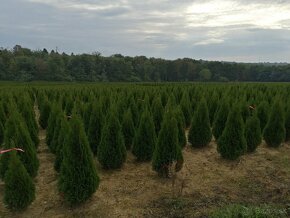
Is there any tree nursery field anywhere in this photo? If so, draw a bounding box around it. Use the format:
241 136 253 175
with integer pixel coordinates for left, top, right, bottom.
0 82 290 217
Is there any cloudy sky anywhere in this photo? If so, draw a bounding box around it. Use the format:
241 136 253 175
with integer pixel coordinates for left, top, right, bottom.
1 0 290 62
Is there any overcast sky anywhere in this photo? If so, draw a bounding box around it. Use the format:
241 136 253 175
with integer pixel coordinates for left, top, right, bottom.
1 0 290 62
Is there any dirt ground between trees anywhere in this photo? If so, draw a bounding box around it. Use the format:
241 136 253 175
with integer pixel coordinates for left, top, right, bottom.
1 137 290 217
0 105 289 217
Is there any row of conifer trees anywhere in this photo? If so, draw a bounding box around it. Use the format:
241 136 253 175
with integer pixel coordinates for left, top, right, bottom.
0 83 290 209
0 91 39 210
36 83 290 205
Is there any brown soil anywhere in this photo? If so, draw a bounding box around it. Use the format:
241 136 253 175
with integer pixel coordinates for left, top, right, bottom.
1 108 290 217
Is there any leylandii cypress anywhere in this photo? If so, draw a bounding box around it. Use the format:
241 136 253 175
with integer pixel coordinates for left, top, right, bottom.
4 150 35 211
217 106 247 160
174 106 187 148
132 109 156 161
39 100 51 129
245 113 262 152
257 101 269 131
87 103 103 155
152 110 183 177
97 108 126 169
58 115 99 205
0 109 39 179
189 98 212 148
285 106 290 141
263 100 286 147
121 109 135 150
213 100 230 140
151 95 163 134
180 91 192 128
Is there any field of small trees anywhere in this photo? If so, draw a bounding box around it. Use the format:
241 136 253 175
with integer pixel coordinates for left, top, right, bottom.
0 82 290 217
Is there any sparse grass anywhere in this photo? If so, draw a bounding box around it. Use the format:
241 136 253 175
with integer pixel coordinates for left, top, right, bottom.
210 204 288 218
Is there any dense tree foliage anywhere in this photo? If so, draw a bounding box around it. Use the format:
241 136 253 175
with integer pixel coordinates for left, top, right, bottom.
263 100 286 147
217 106 247 160
1 45 290 82
58 115 99 205
4 150 35 211
189 98 212 148
245 113 262 152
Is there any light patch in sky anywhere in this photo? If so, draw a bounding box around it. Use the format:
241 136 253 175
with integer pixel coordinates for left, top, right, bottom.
0 0 290 62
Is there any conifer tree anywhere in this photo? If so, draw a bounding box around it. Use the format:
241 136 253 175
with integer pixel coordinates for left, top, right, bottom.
151 95 163 134
58 115 99 205
54 118 69 172
87 103 103 155
46 103 62 150
180 91 192 128
189 98 212 148
257 101 269 131
152 110 183 177
174 106 187 148
212 100 230 140
263 100 286 147
285 107 290 142
0 110 39 179
97 107 126 169
39 100 51 129
217 106 247 160
132 109 156 161
122 109 135 150
245 113 262 152
4 150 35 211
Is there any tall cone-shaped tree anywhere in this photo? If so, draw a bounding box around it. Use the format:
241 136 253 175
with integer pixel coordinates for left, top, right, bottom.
97 107 126 169
256 101 269 131
213 100 230 140
217 106 247 160
132 109 156 161
39 100 51 129
87 103 103 155
122 109 135 150
263 100 286 147
285 106 290 142
54 117 69 172
46 103 62 151
4 150 35 211
0 109 39 179
19 97 39 147
58 114 99 205
189 98 212 148
151 95 163 134
245 113 262 152
180 91 192 128
152 110 183 177
174 106 187 148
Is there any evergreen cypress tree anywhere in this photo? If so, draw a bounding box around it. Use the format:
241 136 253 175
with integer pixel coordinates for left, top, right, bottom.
132 109 156 161
189 98 212 148
212 100 230 140
0 110 39 179
87 103 103 155
4 150 35 211
58 115 99 205
174 106 187 148
46 103 61 150
152 110 183 177
39 100 51 129
257 101 269 131
151 95 163 134
284 106 290 142
121 109 135 150
217 106 247 160
263 100 286 147
54 118 69 172
97 107 126 169
180 91 192 128
245 113 262 152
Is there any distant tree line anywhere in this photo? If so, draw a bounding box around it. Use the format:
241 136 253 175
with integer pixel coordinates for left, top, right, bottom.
0 45 290 82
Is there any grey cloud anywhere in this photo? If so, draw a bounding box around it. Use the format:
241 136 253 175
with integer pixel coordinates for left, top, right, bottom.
0 0 289 62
